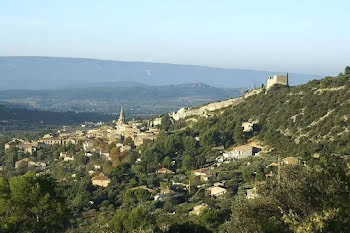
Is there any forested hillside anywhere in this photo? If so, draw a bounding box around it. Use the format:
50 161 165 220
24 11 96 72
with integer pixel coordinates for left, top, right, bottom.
0 67 349 233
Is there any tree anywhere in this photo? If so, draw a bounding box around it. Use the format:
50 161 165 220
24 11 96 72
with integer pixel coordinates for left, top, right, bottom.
234 122 245 145
200 128 220 148
161 115 173 131
123 137 134 146
162 156 172 169
182 154 195 171
345 66 350 75
167 222 211 233
109 205 156 233
198 208 226 231
222 197 289 233
0 172 67 233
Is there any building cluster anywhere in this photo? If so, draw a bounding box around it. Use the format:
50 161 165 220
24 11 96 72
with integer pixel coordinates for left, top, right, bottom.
3 107 160 187
85 107 159 148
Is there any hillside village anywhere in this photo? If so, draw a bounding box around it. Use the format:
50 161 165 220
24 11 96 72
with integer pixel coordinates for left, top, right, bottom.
1 70 349 233
2 73 295 203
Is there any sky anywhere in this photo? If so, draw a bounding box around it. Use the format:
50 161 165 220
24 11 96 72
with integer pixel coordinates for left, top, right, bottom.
1 0 350 75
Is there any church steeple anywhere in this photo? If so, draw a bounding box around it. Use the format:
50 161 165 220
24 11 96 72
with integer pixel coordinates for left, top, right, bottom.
117 106 125 125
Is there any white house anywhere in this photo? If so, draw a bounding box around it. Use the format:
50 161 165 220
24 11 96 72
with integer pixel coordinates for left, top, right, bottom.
206 186 227 197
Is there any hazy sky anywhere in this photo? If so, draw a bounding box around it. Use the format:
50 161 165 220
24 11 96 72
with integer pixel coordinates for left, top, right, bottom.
1 0 350 75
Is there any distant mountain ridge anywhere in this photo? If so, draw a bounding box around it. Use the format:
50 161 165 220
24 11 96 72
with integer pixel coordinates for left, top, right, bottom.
0 56 320 90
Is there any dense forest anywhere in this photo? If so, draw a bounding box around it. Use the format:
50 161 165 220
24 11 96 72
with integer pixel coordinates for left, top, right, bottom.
0 67 349 233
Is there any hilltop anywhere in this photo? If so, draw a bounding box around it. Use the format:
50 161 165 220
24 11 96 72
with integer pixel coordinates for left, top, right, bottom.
0 56 319 90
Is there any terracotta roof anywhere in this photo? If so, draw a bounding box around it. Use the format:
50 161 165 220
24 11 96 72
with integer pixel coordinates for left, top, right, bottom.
91 172 111 181
156 167 175 174
232 145 254 151
192 168 209 173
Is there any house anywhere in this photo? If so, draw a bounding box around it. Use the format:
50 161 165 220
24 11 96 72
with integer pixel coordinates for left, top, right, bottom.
38 137 77 146
59 152 68 158
60 152 74 161
231 145 261 159
214 182 224 187
242 122 254 132
120 145 131 152
91 173 111 187
15 158 30 169
83 141 94 151
28 161 39 168
206 186 227 197
190 203 208 216
101 152 110 160
282 157 299 166
156 167 175 174
154 187 175 201
246 187 259 199
5 140 38 155
222 151 236 160
192 168 213 181
64 156 74 161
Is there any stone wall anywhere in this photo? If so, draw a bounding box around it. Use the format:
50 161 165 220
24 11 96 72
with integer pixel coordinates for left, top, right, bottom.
266 74 288 90
171 97 244 121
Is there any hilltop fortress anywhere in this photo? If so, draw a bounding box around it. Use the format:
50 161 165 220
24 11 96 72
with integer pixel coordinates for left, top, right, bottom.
266 73 289 90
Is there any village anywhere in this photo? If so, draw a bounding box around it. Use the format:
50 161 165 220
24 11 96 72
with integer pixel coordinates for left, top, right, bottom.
2 74 298 216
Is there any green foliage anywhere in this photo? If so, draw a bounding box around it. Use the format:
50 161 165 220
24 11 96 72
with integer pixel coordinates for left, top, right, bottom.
109 205 157 233
161 115 173 131
345 66 350 75
233 121 245 145
0 172 67 233
225 155 350 233
166 222 212 233
222 197 289 233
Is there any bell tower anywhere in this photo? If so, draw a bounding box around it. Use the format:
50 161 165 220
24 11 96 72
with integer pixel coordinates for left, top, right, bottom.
117 106 125 125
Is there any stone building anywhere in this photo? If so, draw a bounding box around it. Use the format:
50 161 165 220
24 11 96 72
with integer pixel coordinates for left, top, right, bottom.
5 140 38 155
15 158 30 169
246 187 259 199
242 122 254 132
91 173 111 187
231 145 261 159
37 137 78 146
266 73 289 90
